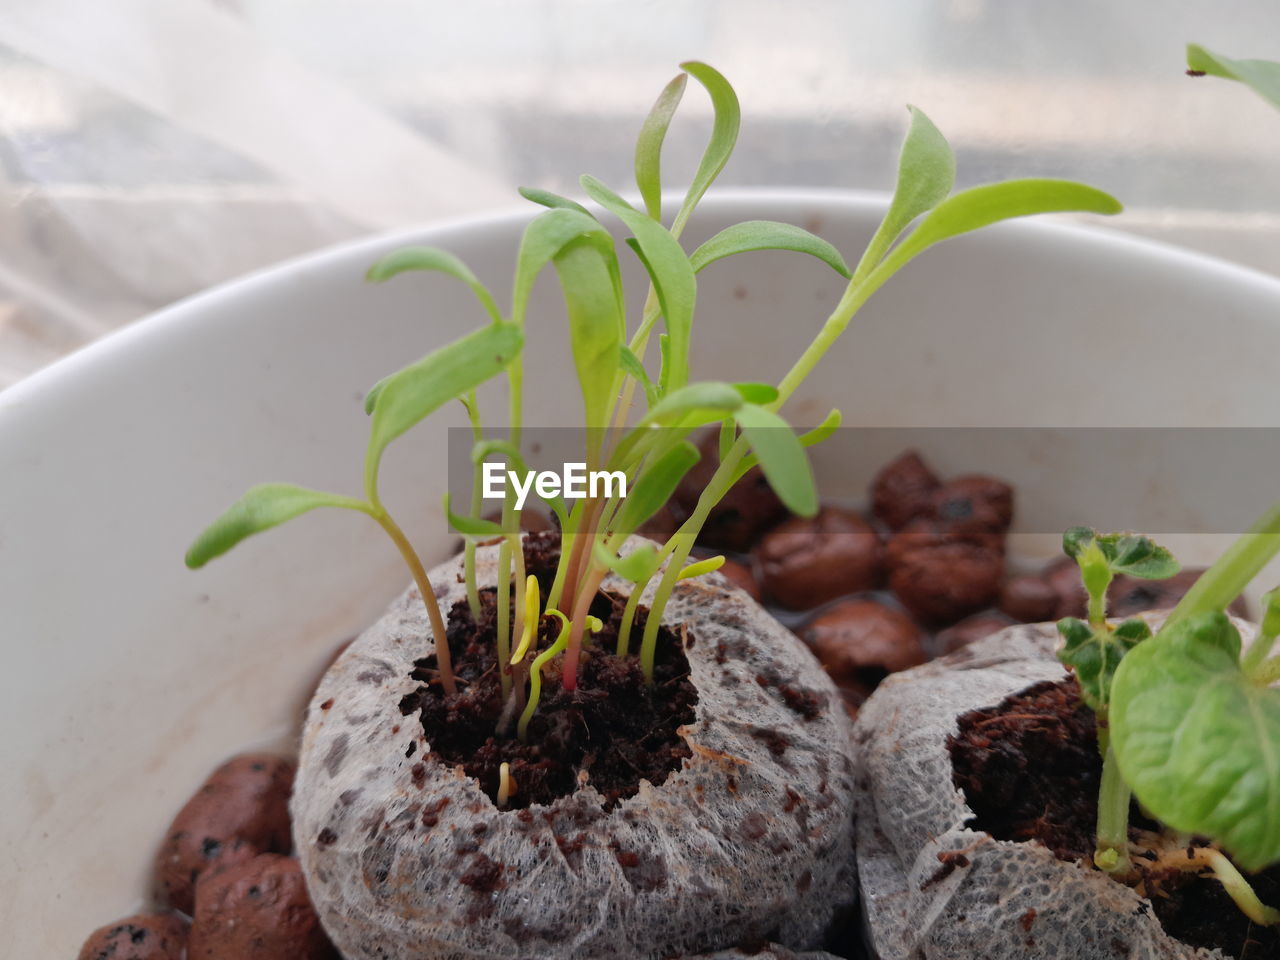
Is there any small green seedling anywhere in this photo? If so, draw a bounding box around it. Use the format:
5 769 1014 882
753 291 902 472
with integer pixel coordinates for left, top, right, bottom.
186 64 1118 768
1079 43 1280 928
1053 527 1179 876
1055 521 1280 926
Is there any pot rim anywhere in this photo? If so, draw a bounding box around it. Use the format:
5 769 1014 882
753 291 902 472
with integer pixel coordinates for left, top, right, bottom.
7 187 1280 418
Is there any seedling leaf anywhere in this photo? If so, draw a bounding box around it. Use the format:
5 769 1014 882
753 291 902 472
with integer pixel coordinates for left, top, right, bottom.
366 323 522 495
513 207 620 326
856 106 956 276
1112 611 1280 871
1056 616 1151 710
366 246 502 324
880 180 1122 278
689 220 851 277
517 186 593 217
186 483 368 568
640 380 743 426
673 61 741 235
593 541 662 583
553 238 625 439
635 72 688 221
443 493 506 538
619 344 658 405
612 441 700 536
735 403 818 517
581 176 696 392
1187 44 1280 111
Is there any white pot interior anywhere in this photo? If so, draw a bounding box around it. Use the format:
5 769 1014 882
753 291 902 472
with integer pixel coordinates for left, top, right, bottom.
4 190 1280 954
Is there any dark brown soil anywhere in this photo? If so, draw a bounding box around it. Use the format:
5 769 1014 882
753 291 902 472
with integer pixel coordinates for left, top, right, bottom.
948 677 1280 959
399 532 698 810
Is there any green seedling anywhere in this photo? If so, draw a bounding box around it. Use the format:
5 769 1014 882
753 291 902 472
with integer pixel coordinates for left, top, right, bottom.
186 64 1117 763
1053 527 1179 875
1072 44 1280 927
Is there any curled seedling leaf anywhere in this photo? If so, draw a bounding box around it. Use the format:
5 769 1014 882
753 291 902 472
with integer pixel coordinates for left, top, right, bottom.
186 484 371 569
1187 44 1280 110
1057 615 1150 712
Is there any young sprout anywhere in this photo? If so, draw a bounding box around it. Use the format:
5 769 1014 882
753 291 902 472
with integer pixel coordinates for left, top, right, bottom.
497 762 515 808
187 61 1121 782
1053 528 1179 874
1041 502 1280 926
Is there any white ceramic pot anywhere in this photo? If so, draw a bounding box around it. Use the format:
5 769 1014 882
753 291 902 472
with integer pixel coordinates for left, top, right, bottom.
4 190 1280 956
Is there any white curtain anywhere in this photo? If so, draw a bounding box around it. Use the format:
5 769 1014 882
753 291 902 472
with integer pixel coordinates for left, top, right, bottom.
1 0 1278 386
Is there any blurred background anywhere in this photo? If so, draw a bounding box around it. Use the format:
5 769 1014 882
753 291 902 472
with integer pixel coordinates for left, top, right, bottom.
2 0 1278 388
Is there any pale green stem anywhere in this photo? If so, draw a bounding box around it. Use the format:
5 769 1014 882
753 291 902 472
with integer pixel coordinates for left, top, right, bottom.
1088 588 1109 630
639 438 750 679
770 260 901 410
464 389 483 619
1094 732 1132 875
517 611 569 741
1243 629 1278 676
369 507 456 697
1163 501 1280 631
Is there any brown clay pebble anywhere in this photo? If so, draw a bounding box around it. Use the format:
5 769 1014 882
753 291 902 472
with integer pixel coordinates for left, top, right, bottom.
887 524 1004 625
884 517 1003 567
78 912 189 960
189 854 337 959
155 753 296 913
717 557 761 601
998 574 1059 623
870 450 940 530
800 599 925 698
754 507 881 610
677 432 787 551
936 611 1016 654
930 475 1014 535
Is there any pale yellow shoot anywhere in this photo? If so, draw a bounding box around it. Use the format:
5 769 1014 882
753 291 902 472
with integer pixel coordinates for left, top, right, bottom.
677 555 725 579
510 574 541 665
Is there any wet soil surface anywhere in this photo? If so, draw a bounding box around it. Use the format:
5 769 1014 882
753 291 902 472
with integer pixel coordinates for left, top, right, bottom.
948 677 1280 959
399 532 698 810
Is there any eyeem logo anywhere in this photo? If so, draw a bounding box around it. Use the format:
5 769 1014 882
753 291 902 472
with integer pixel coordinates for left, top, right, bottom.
483 462 627 510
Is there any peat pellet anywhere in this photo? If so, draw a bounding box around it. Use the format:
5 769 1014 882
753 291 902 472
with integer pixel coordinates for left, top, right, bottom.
800 598 925 697
155 753 295 913
189 854 337 959
870 450 939 530
999 574 1059 623
936 611 1016 654
929 474 1014 535
78 912 188 960
755 507 881 610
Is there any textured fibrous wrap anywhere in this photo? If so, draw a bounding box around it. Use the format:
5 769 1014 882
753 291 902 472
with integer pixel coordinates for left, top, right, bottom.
293 539 857 959
854 621 1233 960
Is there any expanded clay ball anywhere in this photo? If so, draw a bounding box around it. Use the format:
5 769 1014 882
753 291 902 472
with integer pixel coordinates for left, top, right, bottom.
155 753 295 913
292 538 857 960
78 913 188 960
853 621 1229 960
